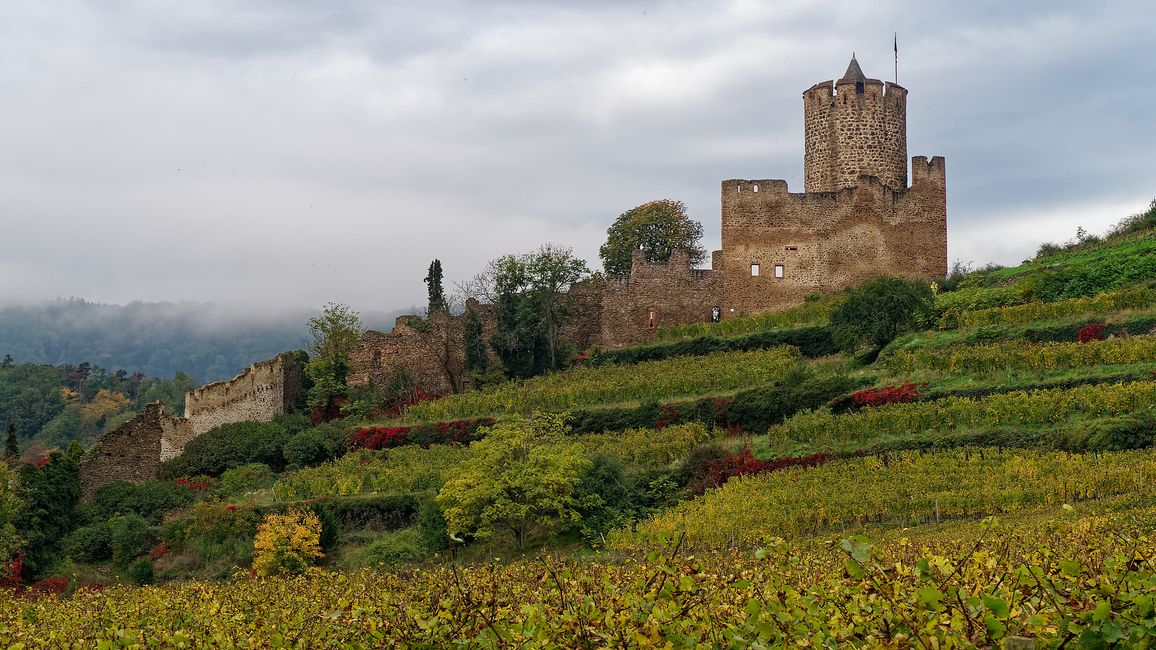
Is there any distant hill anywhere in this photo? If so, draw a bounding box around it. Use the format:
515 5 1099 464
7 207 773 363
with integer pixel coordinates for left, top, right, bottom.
0 299 410 383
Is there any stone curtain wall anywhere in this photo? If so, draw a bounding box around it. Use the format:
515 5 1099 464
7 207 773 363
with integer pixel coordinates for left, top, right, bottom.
79 403 192 498
184 353 303 436
720 157 946 315
595 250 722 348
804 79 907 192
79 353 303 497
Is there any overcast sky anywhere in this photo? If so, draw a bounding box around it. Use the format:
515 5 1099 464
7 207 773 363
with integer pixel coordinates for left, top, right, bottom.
1 1 1153 315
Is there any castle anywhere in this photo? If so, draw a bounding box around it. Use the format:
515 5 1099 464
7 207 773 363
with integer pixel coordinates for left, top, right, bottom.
351 56 947 383
79 56 947 492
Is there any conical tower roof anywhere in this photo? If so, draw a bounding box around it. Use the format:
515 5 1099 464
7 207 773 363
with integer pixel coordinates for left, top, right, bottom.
839 55 866 83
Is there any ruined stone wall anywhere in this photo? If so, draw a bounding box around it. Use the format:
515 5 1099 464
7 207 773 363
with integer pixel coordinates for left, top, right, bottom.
79 403 192 498
804 79 907 192
720 156 946 315
184 353 303 436
347 301 498 395
594 249 723 348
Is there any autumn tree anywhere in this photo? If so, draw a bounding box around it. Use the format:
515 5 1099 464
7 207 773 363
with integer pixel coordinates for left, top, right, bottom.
436 413 592 551
599 199 706 275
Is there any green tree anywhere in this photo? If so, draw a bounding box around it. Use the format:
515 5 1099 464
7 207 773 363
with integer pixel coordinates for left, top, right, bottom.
4 424 17 462
14 450 80 579
828 276 935 350
0 460 21 571
471 244 590 378
424 259 447 314
304 303 365 415
436 413 592 551
463 308 491 388
599 199 706 275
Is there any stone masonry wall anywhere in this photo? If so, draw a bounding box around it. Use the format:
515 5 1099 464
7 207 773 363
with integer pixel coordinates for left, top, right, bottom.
720 156 947 315
184 353 303 436
347 300 498 395
804 78 907 192
79 402 192 499
594 249 722 348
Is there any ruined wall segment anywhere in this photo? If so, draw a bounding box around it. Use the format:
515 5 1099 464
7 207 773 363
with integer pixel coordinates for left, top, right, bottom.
348 300 498 395
183 353 303 436
79 402 192 498
594 249 722 348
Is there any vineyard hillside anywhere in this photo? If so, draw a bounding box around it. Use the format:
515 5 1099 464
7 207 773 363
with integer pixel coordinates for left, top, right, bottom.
3 207 1156 647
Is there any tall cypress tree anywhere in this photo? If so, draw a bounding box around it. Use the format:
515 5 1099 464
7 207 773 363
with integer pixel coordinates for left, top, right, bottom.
424 259 447 314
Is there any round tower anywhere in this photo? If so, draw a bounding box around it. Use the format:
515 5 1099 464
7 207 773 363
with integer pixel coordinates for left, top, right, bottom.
803 56 908 192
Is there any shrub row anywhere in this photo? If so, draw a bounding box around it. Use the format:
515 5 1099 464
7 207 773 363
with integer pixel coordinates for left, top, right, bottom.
349 418 496 450
883 336 1156 375
588 325 837 366
947 287 1155 329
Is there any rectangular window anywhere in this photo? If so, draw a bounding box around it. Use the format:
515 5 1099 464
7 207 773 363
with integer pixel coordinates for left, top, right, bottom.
774 264 784 279
751 263 760 277
785 245 798 251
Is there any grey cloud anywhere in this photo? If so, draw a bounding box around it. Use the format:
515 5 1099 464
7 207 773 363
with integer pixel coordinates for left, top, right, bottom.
0 0 1152 314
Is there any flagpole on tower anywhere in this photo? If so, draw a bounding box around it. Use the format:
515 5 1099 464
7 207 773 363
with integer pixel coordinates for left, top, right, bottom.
894 32 898 84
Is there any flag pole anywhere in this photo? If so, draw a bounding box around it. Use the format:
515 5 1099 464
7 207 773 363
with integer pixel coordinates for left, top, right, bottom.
894 32 898 84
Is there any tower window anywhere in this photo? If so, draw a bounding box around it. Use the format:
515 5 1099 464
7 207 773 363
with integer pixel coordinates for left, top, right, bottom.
785 245 798 251
752 184 759 192
751 264 760 277
855 81 864 95
774 264 784 279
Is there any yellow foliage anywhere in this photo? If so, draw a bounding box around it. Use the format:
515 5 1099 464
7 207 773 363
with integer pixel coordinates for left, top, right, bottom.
80 389 131 425
251 510 323 576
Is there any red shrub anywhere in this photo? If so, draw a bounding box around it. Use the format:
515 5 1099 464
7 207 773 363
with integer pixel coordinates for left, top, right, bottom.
690 447 837 494
27 577 69 597
149 543 170 561
851 382 923 408
175 476 210 492
1077 322 1106 343
0 553 22 590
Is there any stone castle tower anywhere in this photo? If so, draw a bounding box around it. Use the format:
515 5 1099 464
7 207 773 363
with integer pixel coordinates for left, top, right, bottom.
803 56 908 192
717 55 947 315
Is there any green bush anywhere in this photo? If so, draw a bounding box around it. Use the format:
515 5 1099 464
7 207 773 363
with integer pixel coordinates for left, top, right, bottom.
127 557 155 586
726 375 866 434
575 454 644 544
108 514 155 567
830 277 934 349
64 522 113 563
417 498 450 552
216 464 278 498
1069 410 1156 452
283 428 340 469
160 419 299 478
356 528 428 568
89 480 197 523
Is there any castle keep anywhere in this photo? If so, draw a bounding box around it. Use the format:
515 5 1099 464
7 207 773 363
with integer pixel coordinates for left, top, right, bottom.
589 56 947 342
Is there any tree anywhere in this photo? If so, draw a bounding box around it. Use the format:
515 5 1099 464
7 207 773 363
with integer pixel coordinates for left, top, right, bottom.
424 259 447 314
14 450 80 579
828 276 935 350
4 424 17 462
467 244 590 378
436 413 592 551
304 303 365 416
252 509 323 576
463 308 491 388
599 200 706 275
0 460 20 577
